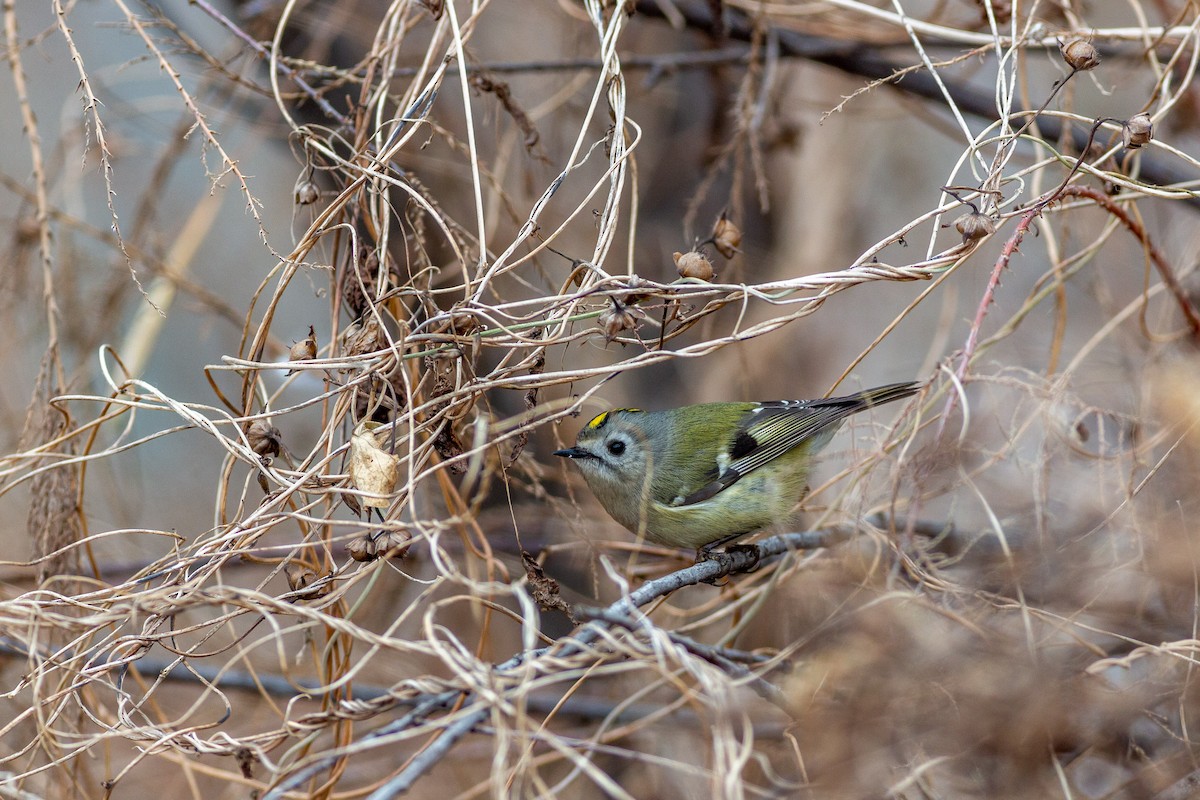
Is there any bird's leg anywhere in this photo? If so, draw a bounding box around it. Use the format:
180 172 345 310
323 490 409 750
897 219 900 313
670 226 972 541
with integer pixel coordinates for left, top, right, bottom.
696 532 761 578
721 544 761 571
696 530 749 561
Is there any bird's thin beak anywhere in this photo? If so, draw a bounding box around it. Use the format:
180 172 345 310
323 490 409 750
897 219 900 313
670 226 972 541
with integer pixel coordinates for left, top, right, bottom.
554 447 591 459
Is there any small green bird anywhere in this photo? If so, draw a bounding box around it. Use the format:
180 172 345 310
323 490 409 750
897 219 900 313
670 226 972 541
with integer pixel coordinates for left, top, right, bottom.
555 381 920 553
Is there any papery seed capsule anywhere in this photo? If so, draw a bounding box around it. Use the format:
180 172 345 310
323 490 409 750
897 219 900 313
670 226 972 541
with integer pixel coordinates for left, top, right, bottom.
1060 37 1100 71
711 214 742 258
247 420 282 457
1122 113 1153 149
598 300 646 343
954 211 997 244
673 250 715 281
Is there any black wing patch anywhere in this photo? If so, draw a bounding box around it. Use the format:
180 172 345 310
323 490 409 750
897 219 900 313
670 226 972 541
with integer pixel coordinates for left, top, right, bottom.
729 430 758 460
676 430 759 504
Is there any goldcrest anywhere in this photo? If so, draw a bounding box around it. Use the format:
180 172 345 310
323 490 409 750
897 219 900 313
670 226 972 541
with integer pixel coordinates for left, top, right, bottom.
555 381 920 552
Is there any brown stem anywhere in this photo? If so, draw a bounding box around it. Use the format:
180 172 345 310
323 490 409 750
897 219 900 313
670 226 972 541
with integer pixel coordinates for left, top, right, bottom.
1058 184 1200 339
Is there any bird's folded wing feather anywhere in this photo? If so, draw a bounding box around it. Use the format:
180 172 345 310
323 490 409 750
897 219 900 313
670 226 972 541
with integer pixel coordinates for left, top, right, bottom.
675 400 856 506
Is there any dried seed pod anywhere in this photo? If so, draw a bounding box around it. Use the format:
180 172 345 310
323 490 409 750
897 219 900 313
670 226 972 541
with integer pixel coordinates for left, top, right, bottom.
294 179 319 206
422 353 467 475
1059 37 1100 72
285 562 329 599
343 316 388 359
347 533 377 562
621 275 654 305
247 420 282 458
342 249 398 319
954 211 997 244
1122 113 1153 149
374 529 412 559
431 422 466 475
598 299 646 342
711 213 742 258
522 550 571 615
348 421 399 508
673 250 715 281
446 308 481 334
430 307 481 336
286 325 317 374
235 747 256 780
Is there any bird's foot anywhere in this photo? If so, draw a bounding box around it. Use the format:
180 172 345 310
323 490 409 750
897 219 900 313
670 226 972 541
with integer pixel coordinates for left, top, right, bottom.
698 543 761 583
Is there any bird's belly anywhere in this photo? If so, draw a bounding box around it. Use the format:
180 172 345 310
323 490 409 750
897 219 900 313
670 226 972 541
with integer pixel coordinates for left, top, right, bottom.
641 466 807 550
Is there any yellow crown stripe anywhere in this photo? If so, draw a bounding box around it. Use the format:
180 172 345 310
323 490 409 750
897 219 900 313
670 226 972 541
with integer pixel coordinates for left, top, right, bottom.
586 408 643 429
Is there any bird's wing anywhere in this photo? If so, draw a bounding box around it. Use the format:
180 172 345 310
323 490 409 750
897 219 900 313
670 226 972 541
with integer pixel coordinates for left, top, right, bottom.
671 401 839 506
674 382 919 507
724 399 856 475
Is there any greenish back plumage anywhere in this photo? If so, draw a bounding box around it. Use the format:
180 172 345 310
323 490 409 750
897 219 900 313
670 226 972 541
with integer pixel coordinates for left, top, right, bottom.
556 381 920 551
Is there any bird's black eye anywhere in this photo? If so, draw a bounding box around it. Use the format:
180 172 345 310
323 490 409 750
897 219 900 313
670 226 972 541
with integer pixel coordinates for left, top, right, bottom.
607 439 626 456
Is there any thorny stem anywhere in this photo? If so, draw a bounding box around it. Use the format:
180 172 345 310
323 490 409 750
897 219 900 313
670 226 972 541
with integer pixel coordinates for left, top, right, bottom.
941 116 1200 436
